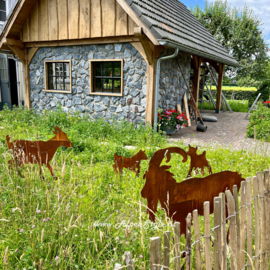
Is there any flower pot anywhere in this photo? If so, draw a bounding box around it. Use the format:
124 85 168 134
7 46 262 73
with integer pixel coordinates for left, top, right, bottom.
161 126 176 135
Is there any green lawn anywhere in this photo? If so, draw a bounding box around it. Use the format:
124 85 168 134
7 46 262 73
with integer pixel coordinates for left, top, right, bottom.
201 99 249 113
0 107 269 269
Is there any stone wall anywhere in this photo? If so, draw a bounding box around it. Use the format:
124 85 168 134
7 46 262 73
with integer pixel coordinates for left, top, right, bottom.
158 49 191 110
29 43 147 123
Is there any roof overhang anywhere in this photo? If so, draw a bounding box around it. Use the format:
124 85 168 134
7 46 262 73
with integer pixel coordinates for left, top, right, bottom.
159 40 240 68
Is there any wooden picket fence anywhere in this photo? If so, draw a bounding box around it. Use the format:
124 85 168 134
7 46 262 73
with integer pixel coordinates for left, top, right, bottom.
118 171 270 269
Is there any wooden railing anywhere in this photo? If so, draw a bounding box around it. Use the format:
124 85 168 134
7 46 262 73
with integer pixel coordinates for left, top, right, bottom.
117 171 270 269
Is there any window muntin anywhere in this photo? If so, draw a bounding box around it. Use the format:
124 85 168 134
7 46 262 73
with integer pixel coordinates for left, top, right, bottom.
0 58 8 80
0 0 6 22
91 60 122 95
45 61 71 93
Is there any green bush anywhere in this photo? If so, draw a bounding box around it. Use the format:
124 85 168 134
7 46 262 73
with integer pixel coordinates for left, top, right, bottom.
248 81 270 107
207 89 255 100
247 103 270 141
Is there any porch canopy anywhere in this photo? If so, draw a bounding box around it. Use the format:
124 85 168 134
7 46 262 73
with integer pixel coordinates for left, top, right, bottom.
123 0 240 112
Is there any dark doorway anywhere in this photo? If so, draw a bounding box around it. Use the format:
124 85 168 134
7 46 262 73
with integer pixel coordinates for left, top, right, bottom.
8 59 18 107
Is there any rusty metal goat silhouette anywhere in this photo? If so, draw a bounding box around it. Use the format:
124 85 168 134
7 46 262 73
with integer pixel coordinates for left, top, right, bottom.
6 126 72 179
113 150 148 177
141 147 244 234
187 145 212 178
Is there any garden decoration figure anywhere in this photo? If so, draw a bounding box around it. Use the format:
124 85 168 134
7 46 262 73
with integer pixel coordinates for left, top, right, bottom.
113 150 148 177
6 126 72 180
141 147 244 234
186 145 212 178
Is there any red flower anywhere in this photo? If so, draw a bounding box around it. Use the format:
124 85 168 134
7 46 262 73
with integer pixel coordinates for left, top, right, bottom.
183 124 186 127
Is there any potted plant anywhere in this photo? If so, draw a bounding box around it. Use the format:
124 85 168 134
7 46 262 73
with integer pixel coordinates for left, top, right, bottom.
157 109 188 135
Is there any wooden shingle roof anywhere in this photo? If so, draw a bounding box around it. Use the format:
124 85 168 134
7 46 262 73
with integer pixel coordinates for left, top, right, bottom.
125 0 239 67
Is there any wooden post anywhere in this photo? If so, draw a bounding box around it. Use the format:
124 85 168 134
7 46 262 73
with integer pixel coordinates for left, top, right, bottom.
219 193 227 270
124 252 134 270
163 231 171 270
225 190 237 270
214 197 221 270
186 213 192 270
173 222 181 270
233 185 240 268
183 94 191 127
193 210 201 270
192 55 203 105
246 178 253 270
257 171 266 270
215 63 225 113
264 170 270 259
204 202 211 270
150 237 161 270
253 176 260 270
240 181 247 270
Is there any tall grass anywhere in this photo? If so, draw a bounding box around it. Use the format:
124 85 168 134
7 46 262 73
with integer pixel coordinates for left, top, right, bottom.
0 107 270 269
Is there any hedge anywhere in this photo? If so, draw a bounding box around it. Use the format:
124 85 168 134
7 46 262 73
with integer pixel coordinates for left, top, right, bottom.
204 89 255 100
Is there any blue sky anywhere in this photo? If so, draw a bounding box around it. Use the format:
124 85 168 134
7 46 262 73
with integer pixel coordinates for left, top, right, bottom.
181 0 270 46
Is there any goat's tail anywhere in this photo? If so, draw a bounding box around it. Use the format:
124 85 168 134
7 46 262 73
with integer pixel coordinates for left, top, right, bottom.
6 135 12 149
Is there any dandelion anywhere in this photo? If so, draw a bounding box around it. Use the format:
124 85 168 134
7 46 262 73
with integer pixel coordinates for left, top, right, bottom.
139 255 143 259
20 229 23 233
47 217 50 221
32 225 35 229
55 256 59 261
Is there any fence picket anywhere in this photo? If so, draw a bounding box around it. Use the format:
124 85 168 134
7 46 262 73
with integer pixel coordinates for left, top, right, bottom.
204 202 211 270
150 237 161 270
163 231 171 270
225 190 237 270
253 176 260 270
246 178 253 270
214 197 221 270
124 251 134 270
173 222 181 270
186 213 192 270
264 170 270 260
257 171 266 270
240 181 247 269
193 210 201 270
233 185 240 268
219 193 227 270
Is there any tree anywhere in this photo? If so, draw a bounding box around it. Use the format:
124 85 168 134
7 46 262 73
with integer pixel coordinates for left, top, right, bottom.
191 0 269 87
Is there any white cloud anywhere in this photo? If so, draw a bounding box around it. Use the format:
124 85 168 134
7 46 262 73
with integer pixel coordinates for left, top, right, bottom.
208 0 270 41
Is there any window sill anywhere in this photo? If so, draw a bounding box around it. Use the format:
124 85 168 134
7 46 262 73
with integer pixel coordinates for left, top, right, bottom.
90 92 123 97
43 90 72 94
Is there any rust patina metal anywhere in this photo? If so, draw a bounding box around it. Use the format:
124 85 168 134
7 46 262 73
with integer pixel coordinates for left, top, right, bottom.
113 150 148 177
187 145 212 177
6 126 72 179
141 147 244 234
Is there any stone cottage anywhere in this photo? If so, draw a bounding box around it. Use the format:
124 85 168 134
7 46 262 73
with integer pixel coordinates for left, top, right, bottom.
0 0 238 124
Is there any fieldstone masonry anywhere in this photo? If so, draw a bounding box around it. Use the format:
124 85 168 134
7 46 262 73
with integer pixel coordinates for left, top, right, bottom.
159 49 191 110
29 43 147 123
29 44 191 123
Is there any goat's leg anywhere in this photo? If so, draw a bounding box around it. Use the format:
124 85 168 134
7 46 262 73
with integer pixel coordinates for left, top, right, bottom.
187 167 193 178
46 163 58 180
39 165 45 180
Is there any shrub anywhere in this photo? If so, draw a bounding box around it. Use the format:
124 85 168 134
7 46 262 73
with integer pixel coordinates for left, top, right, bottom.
201 100 249 113
246 103 270 141
248 81 270 107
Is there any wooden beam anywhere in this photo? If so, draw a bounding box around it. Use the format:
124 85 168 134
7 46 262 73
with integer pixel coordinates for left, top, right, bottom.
25 36 140 47
7 45 25 62
23 48 31 109
145 47 163 124
134 27 154 65
27 47 39 65
216 63 225 113
0 0 26 48
116 0 159 46
3 38 24 48
192 55 203 105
